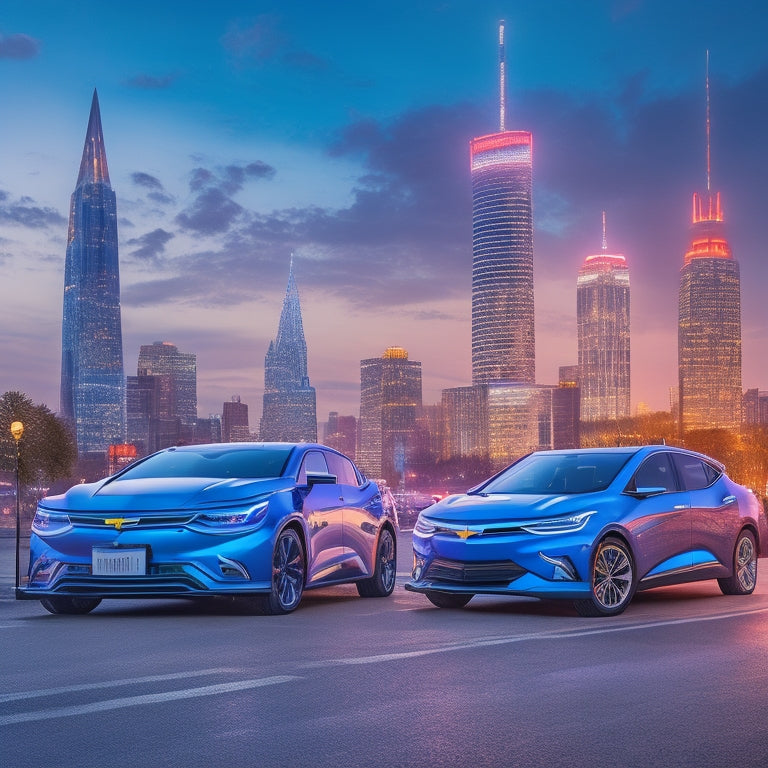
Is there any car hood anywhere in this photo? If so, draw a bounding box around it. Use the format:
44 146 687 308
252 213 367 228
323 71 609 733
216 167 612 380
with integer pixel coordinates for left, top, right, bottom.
40 476 293 513
422 492 600 524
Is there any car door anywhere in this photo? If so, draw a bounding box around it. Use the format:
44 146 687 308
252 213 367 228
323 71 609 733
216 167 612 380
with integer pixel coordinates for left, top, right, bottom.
297 450 347 585
324 450 378 579
624 451 692 580
671 453 736 573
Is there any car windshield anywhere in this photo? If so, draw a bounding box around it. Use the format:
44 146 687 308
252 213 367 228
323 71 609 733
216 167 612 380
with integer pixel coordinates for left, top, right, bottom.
112 447 293 480
480 452 634 495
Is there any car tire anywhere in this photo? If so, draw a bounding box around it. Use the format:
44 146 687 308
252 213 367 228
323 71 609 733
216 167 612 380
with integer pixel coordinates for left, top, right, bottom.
718 529 757 596
253 528 306 615
425 591 473 609
574 536 636 617
356 528 397 598
40 596 102 615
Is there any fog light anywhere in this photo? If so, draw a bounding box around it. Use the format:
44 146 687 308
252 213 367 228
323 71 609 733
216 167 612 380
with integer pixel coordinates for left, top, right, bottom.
538 552 578 581
29 557 61 584
412 554 426 581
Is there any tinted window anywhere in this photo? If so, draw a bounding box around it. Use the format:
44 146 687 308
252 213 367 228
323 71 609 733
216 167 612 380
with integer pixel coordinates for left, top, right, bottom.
672 453 721 490
297 451 330 484
325 452 360 486
114 447 292 480
481 452 634 495
629 452 678 493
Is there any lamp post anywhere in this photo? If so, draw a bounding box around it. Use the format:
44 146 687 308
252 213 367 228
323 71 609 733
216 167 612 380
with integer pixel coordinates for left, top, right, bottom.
10 421 23 591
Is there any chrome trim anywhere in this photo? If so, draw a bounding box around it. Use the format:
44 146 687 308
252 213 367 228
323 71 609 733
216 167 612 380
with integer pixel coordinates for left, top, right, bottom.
217 555 250 579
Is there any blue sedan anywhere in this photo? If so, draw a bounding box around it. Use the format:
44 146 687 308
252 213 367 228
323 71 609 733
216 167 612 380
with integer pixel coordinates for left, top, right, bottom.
405 446 768 616
19 443 398 615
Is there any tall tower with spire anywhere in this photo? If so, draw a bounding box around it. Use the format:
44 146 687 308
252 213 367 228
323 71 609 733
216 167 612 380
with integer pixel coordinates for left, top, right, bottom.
470 20 535 385
259 257 317 442
60 90 125 455
678 53 742 432
577 212 630 421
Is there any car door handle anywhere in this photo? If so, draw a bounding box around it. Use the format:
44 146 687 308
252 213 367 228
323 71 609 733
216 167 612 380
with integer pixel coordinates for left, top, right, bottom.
673 504 689 510
721 495 737 505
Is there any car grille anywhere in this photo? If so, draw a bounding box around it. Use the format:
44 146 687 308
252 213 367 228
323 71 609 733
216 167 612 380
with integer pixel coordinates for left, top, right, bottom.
67 512 197 528
426 558 526 585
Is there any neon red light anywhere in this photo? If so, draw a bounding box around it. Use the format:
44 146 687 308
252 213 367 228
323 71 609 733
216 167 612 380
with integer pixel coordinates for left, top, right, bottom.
471 131 532 156
692 191 724 224
684 236 732 264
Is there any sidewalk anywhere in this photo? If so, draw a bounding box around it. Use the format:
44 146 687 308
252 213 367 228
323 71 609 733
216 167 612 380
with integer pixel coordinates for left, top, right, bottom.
0 531 29 599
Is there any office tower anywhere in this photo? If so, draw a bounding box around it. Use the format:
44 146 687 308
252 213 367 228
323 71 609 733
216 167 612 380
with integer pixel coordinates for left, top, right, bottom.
137 341 198 427
323 412 357 459
471 21 535 385
678 55 741 432
441 385 489 460
577 213 631 421
222 396 250 442
260 258 317 442
358 347 422 487
60 89 125 455
556 366 581 449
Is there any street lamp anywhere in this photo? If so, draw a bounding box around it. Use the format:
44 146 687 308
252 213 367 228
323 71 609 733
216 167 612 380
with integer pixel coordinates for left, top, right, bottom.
10 421 23 591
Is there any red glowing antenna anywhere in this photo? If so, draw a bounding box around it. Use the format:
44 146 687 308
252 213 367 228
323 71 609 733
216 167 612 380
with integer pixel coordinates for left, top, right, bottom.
601 211 608 252
706 49 711 194
499 20 506 131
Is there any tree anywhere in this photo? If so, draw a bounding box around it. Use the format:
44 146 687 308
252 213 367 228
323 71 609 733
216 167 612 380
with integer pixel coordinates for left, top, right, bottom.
0 391 77 487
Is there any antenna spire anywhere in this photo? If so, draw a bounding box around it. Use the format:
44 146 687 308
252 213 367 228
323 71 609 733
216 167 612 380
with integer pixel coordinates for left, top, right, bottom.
706 49 711 193
499 20 506 131
601 211 608 252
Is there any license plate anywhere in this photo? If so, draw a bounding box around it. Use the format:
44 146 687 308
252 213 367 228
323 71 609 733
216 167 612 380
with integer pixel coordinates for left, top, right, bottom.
92 547 147 576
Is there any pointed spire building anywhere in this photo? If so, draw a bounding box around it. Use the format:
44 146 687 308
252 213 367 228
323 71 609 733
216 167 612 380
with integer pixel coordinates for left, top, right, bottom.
259 258 317 442
60 90 125 455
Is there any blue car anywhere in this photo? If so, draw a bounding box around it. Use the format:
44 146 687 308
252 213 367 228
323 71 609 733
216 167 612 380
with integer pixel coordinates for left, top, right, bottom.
19 443 398 615
405 446 768 616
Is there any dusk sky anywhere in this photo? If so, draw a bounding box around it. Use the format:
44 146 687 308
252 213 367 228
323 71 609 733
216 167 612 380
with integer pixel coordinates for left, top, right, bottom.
1 1 767 430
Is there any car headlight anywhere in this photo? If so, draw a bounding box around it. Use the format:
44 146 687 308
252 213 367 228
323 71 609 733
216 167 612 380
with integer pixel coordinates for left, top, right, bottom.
413 515 437 538
189 501 269 533
519 510 596 535
31 508 72 536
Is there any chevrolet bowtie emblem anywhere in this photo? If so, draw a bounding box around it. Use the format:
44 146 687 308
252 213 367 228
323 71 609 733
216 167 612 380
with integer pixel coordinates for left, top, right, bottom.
456 528 477 540
104 517 139 530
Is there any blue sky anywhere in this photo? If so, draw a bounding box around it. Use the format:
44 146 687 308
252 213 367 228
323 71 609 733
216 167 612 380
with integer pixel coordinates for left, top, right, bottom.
1 0 767 426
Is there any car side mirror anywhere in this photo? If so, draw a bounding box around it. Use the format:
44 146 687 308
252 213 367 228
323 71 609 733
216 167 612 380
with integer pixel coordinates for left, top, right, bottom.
627 486 668 498
306 472 337 487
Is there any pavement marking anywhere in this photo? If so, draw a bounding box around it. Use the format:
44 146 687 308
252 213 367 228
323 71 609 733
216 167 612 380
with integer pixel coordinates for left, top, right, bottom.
0 667 238 704
0 675 301 726
305 604 768 666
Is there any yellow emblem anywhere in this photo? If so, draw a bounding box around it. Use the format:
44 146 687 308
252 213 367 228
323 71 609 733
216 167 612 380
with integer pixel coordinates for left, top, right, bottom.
104 517 139 530
456 528 477 540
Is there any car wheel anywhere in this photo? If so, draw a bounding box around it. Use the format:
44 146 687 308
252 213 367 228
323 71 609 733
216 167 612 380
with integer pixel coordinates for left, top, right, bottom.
254 527 306 615
40 596 102 615
718 529 757 596
356 528 397 598
425 591 473 609
574 536 636 617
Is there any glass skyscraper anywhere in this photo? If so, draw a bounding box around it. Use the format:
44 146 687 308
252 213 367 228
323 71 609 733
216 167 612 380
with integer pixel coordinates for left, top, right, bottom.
678 60 742 433
470 23 534 385
137 341 197 427
60 90 125 456
259 258 317 442
577 215 630 421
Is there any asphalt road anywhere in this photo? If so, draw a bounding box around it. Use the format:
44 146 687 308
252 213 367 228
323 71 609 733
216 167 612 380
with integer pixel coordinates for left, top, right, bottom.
2 531 768 768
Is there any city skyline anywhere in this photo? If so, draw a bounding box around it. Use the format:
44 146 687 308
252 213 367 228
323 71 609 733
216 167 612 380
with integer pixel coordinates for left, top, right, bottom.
2 2 768 428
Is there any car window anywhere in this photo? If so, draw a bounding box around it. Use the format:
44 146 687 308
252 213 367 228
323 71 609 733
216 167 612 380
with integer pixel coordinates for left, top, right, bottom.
324 452 360 487
671 454 721 490
297 451 330 484
628 452 678 493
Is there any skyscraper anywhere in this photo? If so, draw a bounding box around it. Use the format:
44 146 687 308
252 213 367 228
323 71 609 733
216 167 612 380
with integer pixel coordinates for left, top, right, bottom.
60 90 125 456
358 347 422 487
678 55 742 432
471 21 534 385
222 396 250 442
577 213 630 421
137 341 197 427
260 258 317 442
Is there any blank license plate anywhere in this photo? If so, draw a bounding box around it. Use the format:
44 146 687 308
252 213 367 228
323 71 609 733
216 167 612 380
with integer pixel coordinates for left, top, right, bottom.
92 547 147 576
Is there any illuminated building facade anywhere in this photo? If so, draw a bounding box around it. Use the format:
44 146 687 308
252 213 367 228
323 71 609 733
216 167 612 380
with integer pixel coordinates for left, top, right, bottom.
471 22 534 385
324 412 357 460
441 385 488 459
222 396 250 442
678 59 741 432
260 258 317 442
137 341 197 427
60 90 125 456
358 347 422 487
577 215 630 421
